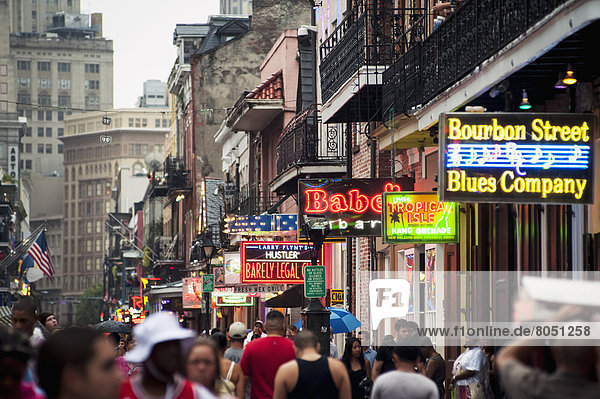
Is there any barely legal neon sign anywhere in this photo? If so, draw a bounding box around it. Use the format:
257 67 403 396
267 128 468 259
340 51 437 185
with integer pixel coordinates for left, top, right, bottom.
304 183 402 214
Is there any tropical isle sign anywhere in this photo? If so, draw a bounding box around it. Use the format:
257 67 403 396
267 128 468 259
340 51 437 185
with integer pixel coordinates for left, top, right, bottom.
382 192 458 243
439 113 594 204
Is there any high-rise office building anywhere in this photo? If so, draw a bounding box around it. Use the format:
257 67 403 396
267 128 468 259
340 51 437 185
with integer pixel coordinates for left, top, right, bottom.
137 80 167 108
220 0 251 15
61 109 167 318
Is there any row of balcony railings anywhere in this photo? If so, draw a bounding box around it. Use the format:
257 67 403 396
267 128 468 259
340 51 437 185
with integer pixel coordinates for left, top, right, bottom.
320 3 429 103
382 0 570 119
276 105 346 176
164 156 191 191
225 184 278 216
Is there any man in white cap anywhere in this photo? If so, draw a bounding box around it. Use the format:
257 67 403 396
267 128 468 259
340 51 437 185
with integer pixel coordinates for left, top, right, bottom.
243 320 266 348
225 322 247 364
118 312 215 399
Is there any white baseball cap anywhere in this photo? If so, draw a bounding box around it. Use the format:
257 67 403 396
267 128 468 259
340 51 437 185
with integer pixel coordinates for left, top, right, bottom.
229 322 248 339
125 312 195 363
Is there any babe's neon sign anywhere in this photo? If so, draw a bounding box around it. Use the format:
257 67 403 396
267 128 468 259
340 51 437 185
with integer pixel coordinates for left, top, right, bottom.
299 178 414 238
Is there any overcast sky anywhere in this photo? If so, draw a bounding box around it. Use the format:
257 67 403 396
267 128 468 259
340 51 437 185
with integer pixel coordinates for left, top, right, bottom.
81 0 220 108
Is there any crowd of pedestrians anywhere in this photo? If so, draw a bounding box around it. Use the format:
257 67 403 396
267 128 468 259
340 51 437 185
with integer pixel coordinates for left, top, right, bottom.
3 296 600 399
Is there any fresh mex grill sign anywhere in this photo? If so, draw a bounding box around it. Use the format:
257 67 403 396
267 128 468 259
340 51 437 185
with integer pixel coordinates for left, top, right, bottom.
439 113 595 204
382 192 458 243
241 242 319 284
298 178 414 238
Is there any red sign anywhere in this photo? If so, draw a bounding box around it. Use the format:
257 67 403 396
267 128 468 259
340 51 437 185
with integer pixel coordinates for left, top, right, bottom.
241 242 320 284
182 278 202 308
299 178 414 238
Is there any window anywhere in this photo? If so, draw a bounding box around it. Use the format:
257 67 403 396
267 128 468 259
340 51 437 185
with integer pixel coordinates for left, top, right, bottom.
85 80 99 90
0 65 6 75
85 64 99 73
38 78 51 89
86 221 92 234
17 94 30 104
57 144 63 154
135 118 140 127
59 79 70 89
95 239 101 252
17 61 30 70
85 96 99 108
46 111 52 121
37 127 44 137
155 119 161 128
96 220 102 233
37 144 44 153
18 78 30 87
25 143 31 153
95 201 101 215
0 83 7 94
38 95 50 106
26 127 31 137
45 127 52 137
67 0 72 6
58 95 70 107
142 144 148 155
45 144 52 154
58 128 63 137
25 160 31 169
37 110 44 120
37 62 51 71
57 111 64 121
142 119 147 127
86 240 92 252
128 118 134 127
135 144 141 155
57 62 70 72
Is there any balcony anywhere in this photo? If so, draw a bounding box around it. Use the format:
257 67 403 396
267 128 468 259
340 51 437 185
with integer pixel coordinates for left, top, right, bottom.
270 106 346 194
382 0 571 121
319 4 428 123
165 157 191 192
226 185 277 216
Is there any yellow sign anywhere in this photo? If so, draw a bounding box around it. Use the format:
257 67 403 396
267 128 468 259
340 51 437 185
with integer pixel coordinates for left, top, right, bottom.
330 289 344 305
440 113 594 204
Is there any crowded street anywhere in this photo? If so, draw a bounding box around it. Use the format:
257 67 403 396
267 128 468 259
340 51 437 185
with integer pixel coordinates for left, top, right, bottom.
1 0 600 398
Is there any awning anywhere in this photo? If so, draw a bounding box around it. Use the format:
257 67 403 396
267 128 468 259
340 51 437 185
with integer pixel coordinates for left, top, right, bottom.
264 284 304 308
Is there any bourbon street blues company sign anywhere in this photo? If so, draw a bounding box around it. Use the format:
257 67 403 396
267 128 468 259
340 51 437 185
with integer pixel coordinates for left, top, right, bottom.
439 113 595 204
298 178 414 239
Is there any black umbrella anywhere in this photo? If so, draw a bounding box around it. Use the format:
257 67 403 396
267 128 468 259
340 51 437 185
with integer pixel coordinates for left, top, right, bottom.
93 319 132 333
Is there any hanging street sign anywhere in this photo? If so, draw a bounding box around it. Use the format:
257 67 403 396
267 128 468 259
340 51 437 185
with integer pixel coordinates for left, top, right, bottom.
439 113 595 204
202 274 215 293
298 178 414 239
382 192 459 243
304 265 326 298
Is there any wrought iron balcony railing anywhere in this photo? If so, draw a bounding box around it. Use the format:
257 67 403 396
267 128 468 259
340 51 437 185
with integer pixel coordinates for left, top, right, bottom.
382 0 569 119
276 105 345 176
165 157 191 191
320 3 429 104
225 184 278 216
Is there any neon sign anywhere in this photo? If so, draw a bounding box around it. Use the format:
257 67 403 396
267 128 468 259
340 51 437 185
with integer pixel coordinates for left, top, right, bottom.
241 242 319 284
382 192 458 243
439 113 595 204
299 178 414 238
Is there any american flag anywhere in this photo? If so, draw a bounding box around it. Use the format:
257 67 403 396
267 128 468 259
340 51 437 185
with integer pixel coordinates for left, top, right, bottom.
27 231 55 279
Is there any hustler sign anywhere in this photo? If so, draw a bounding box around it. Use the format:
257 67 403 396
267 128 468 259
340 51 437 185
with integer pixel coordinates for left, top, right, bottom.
298 178 414 238
439 113 595 204
241 242 319 284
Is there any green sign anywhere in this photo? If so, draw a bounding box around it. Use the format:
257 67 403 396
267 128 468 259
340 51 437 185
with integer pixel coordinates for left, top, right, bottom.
382 192 459 243
202 274 215 293
304 265 326 298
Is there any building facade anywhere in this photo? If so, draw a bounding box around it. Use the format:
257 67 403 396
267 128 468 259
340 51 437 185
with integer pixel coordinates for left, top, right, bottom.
138 79 167 108
61 109 167 321
220 0 252 15
12 33 113 175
